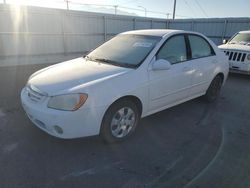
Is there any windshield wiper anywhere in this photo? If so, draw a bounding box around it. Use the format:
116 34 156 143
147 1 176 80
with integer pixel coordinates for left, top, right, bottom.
85 56 104 63
84 56 107 63
85 55 93 61
95 58 123 67
85 56 135 68
92 58 136 68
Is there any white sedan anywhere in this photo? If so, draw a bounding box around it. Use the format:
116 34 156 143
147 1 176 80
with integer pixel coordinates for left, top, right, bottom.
21 29 229 143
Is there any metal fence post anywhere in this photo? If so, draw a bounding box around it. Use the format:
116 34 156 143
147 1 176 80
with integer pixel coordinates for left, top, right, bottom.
222 19 228 42
166 20 170 29
61 11 67 55
103 16 107 41
191 20 194 31
133 18 136 30
168 20 172 29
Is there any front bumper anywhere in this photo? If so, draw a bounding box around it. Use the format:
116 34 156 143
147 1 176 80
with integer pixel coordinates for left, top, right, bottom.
229 68 250 75
21 88 106 139
229 61 250 74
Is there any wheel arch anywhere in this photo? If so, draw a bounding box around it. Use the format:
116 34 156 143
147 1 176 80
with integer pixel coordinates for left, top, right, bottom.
100 95 143 142
216 72 224 81
215 72 225 84
108 95 143 117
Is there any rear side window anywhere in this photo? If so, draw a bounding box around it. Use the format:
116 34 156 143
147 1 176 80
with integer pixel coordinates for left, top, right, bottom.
156 35 187 64
188 35 215 59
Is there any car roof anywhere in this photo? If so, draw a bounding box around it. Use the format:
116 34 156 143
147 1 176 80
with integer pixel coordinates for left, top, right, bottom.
239 30 250 34
121 29 183 37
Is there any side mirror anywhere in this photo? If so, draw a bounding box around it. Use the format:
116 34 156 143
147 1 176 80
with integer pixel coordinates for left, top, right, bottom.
152 59 171 70
222 39 228 44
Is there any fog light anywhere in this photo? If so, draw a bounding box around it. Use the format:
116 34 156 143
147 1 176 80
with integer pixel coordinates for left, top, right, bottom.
54 125 63 134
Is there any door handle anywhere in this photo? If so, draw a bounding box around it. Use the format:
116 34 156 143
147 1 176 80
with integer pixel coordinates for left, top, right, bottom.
212 60 218 64
182 67 192 72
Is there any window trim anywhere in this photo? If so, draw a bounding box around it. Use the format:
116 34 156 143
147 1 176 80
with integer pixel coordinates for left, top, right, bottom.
186 33 216 60
155 34 189 65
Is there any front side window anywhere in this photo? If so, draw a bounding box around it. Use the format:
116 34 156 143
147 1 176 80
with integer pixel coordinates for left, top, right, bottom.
188 35 214 59
156 35 187 64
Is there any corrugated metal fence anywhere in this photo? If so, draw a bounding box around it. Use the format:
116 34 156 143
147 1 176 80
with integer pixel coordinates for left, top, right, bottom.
0 4 250 66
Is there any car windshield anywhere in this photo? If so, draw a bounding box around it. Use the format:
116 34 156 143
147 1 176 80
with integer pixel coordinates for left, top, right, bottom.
86 34 161 68
229 33 250 45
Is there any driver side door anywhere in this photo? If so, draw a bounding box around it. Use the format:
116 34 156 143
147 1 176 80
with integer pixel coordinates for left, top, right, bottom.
148 34 194 113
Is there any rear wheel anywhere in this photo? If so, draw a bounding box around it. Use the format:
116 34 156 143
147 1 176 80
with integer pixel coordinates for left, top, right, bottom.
204 75 223 102
100 100 140 143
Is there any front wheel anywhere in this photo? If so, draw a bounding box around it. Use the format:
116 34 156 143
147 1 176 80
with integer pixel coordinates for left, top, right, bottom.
204 75 223 102
100 100 140 143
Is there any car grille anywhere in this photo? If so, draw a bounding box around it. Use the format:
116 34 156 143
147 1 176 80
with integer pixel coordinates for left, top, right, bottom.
26 85 47 103
224 51 247 62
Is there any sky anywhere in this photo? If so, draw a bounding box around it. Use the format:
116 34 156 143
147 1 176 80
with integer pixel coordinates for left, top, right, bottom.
1 0 250 19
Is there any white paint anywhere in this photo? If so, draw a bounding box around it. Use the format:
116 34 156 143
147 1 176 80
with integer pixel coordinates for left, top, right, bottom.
146 156 183 187
60 161 122 180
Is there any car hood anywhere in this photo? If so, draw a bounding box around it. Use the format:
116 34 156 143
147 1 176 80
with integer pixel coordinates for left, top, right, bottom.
28 58 131 95
219 44 250 52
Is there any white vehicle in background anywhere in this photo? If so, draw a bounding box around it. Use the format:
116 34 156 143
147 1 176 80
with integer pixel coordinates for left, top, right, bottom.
21 29 228 143
219 30 250 74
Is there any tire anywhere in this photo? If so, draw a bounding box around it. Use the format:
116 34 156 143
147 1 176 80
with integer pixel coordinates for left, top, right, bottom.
204 75 223 102
100 100 140 143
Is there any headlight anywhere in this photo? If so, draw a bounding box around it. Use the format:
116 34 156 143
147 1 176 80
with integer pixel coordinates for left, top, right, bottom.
247 54 250 61
48 93 88 111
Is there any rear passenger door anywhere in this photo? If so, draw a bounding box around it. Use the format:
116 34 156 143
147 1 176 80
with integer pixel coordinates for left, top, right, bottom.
187 34 217 96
